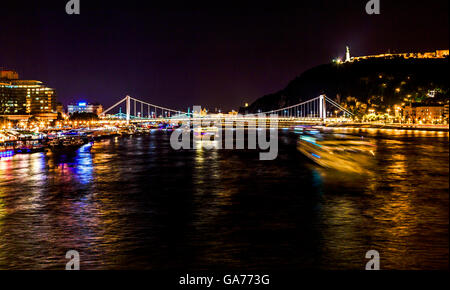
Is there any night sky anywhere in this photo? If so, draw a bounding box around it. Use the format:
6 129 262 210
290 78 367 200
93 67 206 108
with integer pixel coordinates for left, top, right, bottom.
1 0 448 112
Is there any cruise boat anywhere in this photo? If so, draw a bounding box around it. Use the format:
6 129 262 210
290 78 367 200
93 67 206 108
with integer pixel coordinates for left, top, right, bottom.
297 129 376 173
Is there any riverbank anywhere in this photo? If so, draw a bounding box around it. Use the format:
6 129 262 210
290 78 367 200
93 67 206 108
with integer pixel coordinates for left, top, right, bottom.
324 122 449 132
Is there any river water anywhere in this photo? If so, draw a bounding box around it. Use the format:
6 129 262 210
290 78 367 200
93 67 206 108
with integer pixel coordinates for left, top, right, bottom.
0 128 448 270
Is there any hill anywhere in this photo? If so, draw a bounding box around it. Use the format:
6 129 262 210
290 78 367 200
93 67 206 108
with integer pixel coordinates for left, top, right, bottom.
241 57 449 117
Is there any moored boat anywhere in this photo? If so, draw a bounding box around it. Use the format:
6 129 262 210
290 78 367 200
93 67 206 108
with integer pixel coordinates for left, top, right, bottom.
15 139 46 153
0 141 16 159
48 136 88 151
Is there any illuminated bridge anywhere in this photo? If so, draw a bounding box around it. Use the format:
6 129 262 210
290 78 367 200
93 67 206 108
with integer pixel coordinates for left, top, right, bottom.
100 95 353 124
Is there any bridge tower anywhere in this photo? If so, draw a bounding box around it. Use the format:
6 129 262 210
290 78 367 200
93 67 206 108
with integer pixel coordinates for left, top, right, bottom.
319 95 326 122
126 95 131 125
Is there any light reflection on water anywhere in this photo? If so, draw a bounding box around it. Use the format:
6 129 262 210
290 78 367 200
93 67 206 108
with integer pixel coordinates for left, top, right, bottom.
0 129 448 270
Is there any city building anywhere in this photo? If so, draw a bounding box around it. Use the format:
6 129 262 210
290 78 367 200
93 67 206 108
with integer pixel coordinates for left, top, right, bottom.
0 70 57 120
403 104 446 124
444 103 449 123
67 102 103 115
56 102 64 114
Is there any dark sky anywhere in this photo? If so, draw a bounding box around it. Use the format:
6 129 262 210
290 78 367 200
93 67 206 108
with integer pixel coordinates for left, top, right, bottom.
1 0 448 112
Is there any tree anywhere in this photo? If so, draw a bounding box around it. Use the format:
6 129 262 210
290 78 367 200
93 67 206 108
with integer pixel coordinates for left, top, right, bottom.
69 112 99 121
28 116 38 122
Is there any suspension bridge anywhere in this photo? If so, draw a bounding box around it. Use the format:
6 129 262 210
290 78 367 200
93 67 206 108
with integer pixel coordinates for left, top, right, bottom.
99 95 353 124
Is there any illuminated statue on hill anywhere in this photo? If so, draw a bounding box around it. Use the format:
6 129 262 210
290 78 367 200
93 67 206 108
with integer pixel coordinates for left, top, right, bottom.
345 46 351 62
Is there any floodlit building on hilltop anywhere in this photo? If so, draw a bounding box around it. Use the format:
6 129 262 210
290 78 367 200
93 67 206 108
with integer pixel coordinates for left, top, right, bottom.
350 49 449 62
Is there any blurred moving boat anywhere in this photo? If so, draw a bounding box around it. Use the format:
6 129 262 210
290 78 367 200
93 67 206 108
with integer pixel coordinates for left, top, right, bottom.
194 126 219 140
297 129 376 173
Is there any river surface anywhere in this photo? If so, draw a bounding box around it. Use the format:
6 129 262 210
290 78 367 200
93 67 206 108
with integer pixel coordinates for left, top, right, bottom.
0 128 448 270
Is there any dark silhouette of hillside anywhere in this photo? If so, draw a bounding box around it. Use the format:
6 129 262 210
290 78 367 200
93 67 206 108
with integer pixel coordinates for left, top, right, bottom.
242 57 449 116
